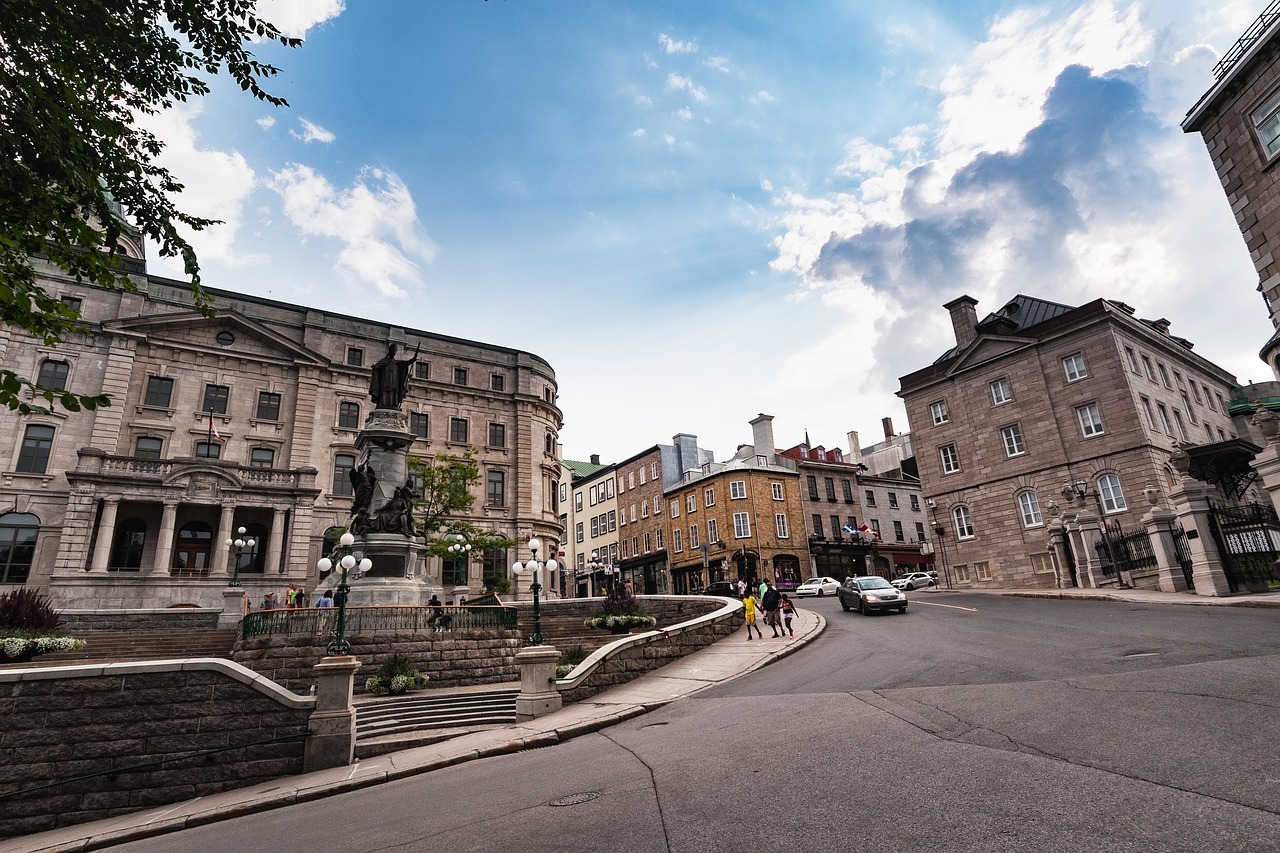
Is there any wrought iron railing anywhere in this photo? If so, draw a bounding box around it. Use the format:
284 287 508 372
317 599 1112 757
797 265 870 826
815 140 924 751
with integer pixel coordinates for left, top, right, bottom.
241 605 518 639
1097 520 1158 575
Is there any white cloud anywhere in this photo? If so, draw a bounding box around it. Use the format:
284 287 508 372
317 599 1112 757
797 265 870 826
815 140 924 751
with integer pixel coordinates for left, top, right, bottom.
674 107 694 121
256 115 276 130
750 90 777 105
632 128 647 138
659 33 698 54
255 0 346 40
268 165 437 298
291 118 336 144
666 73 708 103
664 134 676 146
706 56 731 73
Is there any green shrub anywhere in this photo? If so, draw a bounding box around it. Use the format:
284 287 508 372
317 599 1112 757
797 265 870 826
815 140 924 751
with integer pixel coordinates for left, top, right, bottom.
364 653 428 695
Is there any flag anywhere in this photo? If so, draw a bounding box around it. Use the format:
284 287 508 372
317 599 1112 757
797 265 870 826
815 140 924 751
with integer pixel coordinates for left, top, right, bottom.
841 524 856 535
858 523 879 539
208 409 226 444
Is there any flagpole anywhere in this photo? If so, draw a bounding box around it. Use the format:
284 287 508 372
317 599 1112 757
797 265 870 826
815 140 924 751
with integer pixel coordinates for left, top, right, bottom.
207 408 214 446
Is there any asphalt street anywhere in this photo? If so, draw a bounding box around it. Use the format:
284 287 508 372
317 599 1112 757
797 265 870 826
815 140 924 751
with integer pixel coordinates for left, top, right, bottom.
107 593 1280 853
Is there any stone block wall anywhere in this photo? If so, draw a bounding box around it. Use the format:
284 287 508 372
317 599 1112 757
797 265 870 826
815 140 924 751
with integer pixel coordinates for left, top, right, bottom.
0 660 312 840
58 608 222 633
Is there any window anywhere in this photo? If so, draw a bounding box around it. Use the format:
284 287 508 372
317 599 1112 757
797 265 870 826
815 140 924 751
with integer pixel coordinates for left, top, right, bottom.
414 361 430 380
643 532 651 553
0 512 39 583
16 425 54 473
1140 354 1155 380
888 492 899 509
144 376 174 408
195 441 221 459
250 447 275 468
733 512 751 538
1181 391 1197 423
333 453 355 495
256 391 281 421
575 522 583 543
1191 382 1204 404
346 347 363 367
671 500 680 518
1157 363 1171 388
1017 491 1043 527
203 384 230 414
1031 553 1055 575
975 561 992 581
772 482 784 501
864 490 876 506
1215 392 1227 413
574 492 583 512
870 519 882 538
930 400 950 425
37 359 69 391
135 436 163 459
1062 353 1087 382
109 518 146 571
410 412 429 438
954 563 971 583
1172 409 1187 440
453 367 468 386
821 477 834 501
485 470 505 507
642 499 649 518
444 548 468 586
1253 87 1280 157
687 494 696 513
488 423 506 447
1156 403 1174 436
841 480 854 502
655 528 663 550
689 524 700 548
449 417 469 443
1140 396 1156 430
338 402 361 429
892 520 904 541
989 378 1012 405
915 521 926 541
651 462 658 480
731 481 748 500
939 444 960 474
608 510 616 532
215 331 234 347
589 485 598 506
1097 474 1127 513
806 476 819 500
707 518 718 543
1204 385 1217 411
706 487 717 506
673 529 683 552
776 514 789 538
1124 346 1139 373
60 295 83 311
953 505 974 539
910 495 920 512
812 514 824 537
1001 424 1026 457
1076 403 1104 437
490 374 504 391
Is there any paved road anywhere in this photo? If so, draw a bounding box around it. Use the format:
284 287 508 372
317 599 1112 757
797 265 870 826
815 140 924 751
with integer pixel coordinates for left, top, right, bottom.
112 594 1280 853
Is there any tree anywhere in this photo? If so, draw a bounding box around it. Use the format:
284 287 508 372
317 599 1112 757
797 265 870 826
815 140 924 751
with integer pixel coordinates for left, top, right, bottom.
0 0 300 413
410 452 516 562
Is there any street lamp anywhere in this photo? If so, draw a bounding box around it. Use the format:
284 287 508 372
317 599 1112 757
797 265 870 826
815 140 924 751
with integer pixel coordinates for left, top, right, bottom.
445 533 471 589
1067 479 1126 586
224 526 256 588
316 531 372 656
512 537 557 646
926 500 953 589
587 549 610 596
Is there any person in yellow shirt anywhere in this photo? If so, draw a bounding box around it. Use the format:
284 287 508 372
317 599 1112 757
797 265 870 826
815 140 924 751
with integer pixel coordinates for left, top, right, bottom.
742 591 763 640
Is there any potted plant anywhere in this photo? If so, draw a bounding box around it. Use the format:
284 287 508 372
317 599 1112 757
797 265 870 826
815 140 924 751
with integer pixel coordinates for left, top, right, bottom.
584 584 656 635
364 653 428 695
0 588 85 663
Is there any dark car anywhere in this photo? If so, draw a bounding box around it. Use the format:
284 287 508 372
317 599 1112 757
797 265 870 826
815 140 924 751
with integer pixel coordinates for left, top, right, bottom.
836 575 908 615
701 581 738 597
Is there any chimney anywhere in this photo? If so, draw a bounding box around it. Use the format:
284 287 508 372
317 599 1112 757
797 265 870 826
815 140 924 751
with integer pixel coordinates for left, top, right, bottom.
590 453 600 465
881 417 894 439
749 413 775 458
944 295 979 349
847 430 862 461
673 433 699 475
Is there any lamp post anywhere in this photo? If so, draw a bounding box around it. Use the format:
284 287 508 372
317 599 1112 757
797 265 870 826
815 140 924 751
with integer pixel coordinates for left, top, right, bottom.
926 499 953 589
316 531 371 656
512 537 557 646
1069 479 1125 586
224 526 256 588
587 550 608 597
445 533 471 590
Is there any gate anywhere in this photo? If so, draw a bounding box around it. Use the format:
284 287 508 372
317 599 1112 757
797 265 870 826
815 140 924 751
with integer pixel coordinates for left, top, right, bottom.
1095 519 1158 578
1170 523 1195 591
1207 502 1280 593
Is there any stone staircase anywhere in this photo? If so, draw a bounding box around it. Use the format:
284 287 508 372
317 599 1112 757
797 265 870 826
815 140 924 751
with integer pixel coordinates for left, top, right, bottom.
354 685 519 757
0 629 239 669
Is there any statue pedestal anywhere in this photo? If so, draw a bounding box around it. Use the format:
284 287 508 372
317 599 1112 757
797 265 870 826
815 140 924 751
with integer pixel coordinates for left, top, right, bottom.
355 411 416 526
346 533 433 606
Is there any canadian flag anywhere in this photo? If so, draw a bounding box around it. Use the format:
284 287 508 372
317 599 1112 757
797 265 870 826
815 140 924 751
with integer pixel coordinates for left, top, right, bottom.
209 409 226 443
858 523 879 539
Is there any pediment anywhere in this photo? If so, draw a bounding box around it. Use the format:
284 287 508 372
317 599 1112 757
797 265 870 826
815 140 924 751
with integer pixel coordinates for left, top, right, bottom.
104 310 328 367
947 335 1037 373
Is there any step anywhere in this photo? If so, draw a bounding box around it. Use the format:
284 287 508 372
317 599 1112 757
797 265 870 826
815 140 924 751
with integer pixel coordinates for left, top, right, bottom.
355 688 518 741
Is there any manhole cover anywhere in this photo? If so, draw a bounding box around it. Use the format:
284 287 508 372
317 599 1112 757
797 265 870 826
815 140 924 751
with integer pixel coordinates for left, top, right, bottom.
550 792 601 807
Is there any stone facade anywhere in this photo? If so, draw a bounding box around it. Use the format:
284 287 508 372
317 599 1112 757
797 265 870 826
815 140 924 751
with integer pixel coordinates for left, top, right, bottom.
0 251 563 609
898 295 1242 589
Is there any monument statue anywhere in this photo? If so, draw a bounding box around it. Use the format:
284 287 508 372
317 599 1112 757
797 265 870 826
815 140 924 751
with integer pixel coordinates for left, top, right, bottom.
348 460 378 534
373 481 417 536
369 342 420 410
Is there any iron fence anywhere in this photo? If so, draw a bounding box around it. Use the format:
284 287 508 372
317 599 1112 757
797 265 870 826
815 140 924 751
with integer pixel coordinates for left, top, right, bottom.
1096 520 1157 576
241 605 518 639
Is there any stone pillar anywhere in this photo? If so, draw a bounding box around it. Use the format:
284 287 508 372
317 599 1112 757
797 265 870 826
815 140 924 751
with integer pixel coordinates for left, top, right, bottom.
89 496 120 573
212 503 236 578
217 588 247 629
150 500 179 575
1046 518 1073 589
1068 508 1105 588
514 644 562 719
265 507 287 576
1144 507 1188 593
1168 478 1233 596
304 655 361 772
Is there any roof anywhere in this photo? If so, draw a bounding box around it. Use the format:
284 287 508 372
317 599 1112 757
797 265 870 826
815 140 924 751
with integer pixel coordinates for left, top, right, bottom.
1184 0 1280 131
562 459 610 480
933 294 1075 363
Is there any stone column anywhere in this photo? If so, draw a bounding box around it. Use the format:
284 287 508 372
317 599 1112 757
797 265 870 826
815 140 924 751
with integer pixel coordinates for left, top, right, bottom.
150 500 178 575
304 655 361 772
1168 478 1233 596
1067 507 1105 588
265 507 287 576
1144 507 1188 593
514 644 563 719
89 497 121 573
212 503 236 578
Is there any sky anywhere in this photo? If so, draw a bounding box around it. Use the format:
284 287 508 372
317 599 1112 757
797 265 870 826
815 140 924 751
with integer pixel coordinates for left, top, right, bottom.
142 0 1276 465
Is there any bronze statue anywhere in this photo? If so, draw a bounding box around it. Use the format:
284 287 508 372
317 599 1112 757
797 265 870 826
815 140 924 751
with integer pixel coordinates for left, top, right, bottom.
349 460 377 515
369 342 420 410
373 480 417 536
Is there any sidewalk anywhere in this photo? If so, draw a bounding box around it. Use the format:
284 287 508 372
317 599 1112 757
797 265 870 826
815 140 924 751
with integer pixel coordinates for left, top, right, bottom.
922 584 1280 608
6 609 825 853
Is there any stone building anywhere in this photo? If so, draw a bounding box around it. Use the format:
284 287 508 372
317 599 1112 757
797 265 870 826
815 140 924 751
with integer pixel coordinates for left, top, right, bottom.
564 457 618 597
897 294 1240 589
0 252 563 609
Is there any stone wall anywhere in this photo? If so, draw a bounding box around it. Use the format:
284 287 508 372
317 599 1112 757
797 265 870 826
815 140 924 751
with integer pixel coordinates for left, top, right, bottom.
0 660 313 840
57 608 222 633
507 596 720 625
233 630 523 694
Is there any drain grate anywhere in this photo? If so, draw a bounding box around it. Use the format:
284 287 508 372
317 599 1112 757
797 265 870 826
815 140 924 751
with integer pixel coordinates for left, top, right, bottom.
550 792 601 807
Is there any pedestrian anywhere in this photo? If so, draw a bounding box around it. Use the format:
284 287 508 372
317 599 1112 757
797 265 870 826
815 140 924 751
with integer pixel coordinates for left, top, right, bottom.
742 590 763 640
314 588 334 636
736 578 747 597
316 589 334 608
286 583 298 609
781 594 797 638
458 595 468 606
762 581 783 638
426 593 443 630
757 577 768 603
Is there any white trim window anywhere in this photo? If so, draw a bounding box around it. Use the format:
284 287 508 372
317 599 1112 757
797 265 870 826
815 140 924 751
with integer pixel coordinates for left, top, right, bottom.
775 513 789 538
989 378 1012 405
771 482 783 500
733 512 751 539
1062 353 1087 382
1076 403 1104 437
939 444 960 474
953 505 975 540
686 494 696 513
641 499 649 518
1017 491 1043 527
670 500 680 518
707 518 718 543
1097 474 1127 513
704 487 715 507
730 480 746 500
1001 424 1026 457
1253 86 1280 158
673 529 683 553
689 524 700 548
930 400 950 425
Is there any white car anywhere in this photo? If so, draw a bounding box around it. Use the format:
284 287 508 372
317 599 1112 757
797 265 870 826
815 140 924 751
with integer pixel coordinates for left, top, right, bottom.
891 572 937 591
794 576 840 597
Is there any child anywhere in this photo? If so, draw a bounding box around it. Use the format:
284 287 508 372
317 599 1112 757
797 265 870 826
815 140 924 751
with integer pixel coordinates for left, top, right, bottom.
742 591 764 640
781 594 796 638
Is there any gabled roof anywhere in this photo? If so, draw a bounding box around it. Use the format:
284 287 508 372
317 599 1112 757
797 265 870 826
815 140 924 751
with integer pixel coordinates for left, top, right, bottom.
563 459 610 480
933 294 1074 364
103 309 329 366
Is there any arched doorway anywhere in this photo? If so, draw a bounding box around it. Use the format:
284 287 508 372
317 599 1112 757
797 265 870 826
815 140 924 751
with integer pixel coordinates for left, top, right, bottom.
731 549 759 585
173 521 213 575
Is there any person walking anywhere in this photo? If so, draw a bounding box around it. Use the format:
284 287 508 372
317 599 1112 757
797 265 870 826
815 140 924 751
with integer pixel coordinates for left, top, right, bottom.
736 578 747 597
741 591 764 640
762 581 783 638
780 593 797 638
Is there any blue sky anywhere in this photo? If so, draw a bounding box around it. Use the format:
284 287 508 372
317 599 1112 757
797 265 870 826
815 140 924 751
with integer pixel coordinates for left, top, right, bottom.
144 0 1274 463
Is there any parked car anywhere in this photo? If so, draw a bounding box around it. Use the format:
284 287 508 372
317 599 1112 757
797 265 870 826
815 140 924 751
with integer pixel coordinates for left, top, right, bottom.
701 581 738 597
837 575 908 614
891 572 937 591
794 576 840 597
